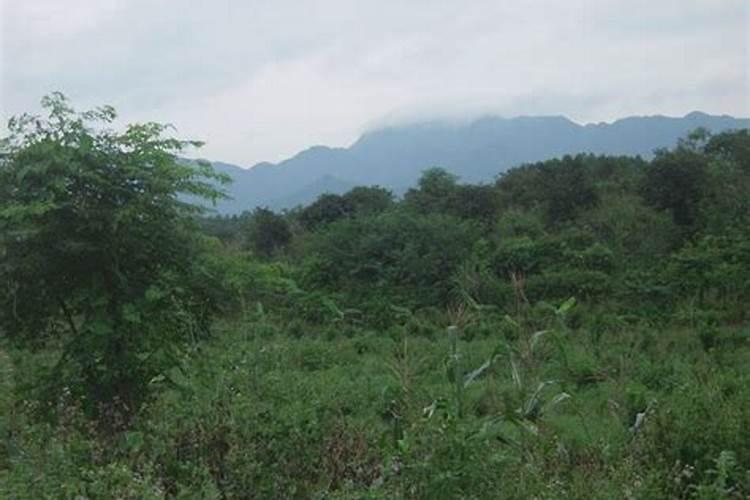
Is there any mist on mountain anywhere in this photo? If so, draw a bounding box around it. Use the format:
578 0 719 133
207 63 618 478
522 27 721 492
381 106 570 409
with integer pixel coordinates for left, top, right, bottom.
205 111 748 214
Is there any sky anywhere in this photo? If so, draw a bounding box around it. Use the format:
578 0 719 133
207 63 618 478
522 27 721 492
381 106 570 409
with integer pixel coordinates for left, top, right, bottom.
1 0 748 167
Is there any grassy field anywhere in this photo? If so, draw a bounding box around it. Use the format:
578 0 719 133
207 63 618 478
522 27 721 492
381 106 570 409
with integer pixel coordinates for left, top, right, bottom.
2 303 748 498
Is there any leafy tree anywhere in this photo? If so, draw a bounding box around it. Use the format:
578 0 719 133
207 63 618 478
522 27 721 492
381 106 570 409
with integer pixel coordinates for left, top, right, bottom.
296 187 393 232
406 169 498 223
404 167 459 213
497 155 599 225
539 156 598 226
698 130 750 235
199 214 244 245
449 184 500 223
0 93 228 418
641 133 708 228
581 192 679 263
496 164 545 211
495 208 546 240
245 207 292 257
299 193 354 230
705 129 750 167
342 185 394 215
665 235 750 305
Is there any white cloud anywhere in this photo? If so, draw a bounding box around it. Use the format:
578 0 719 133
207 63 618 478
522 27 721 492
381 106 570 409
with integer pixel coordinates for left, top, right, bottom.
4 0 124 40
1 0 747 166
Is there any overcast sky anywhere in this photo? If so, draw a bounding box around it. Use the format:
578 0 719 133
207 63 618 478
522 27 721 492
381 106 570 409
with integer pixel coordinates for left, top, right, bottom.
1 0 748 166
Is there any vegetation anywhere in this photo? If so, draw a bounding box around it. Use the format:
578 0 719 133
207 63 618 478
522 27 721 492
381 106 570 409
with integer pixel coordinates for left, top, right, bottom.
1 96 748 498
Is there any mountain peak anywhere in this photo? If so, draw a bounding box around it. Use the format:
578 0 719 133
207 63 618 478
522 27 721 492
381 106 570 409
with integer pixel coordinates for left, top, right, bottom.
685 111 710 119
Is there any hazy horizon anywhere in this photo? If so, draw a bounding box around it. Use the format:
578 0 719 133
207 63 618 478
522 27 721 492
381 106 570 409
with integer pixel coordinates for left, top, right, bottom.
203 109 746 170
2 0 748 166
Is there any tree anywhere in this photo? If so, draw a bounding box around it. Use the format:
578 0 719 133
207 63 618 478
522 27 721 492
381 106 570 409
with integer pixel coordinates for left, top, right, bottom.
449 184 500 223
641 132 708 228
496 163 545 210
539 156 598 226
404 167 459 213
299 193 354 230
341 185 394 215
699 130 750 235
0 93 228 418
496 155 602 225
245 207 292 257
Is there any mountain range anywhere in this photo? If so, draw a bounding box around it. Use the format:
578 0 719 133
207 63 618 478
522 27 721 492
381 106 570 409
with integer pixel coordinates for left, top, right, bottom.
202 111 749 214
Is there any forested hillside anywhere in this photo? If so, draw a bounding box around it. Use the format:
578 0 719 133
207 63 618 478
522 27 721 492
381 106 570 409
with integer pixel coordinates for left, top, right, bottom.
1 96 749 498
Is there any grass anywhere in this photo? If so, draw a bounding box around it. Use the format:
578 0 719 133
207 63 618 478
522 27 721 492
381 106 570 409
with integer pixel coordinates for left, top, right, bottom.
1 310 749 498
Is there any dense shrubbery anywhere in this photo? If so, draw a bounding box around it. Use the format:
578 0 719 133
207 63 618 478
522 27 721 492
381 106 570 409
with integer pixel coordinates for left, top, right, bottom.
299 210 480 309
1 97 748 498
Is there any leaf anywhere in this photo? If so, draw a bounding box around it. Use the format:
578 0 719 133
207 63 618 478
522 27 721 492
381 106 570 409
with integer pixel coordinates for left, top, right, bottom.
122 304 142 324
540 391 571 417
463 358 492 388
145 286 167 302
390 304 413 319
491 342 512 359
523 381 548 417
510 357 522 391
322 297 344 319
87 318 113 336
519 419 539 436
557 297 577 315
502 314 521 330
124 431 144 453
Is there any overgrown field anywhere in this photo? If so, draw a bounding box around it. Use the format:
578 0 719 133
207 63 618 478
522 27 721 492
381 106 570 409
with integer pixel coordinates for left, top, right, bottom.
1 96 749 498
2 304 749 498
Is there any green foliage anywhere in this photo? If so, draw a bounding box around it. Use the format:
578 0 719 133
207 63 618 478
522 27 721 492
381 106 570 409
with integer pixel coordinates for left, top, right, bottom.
244 207 292 257
641 138 708 228
299 193 354 230
495 208 546 239
541 156 599 226
342 185 394 215
1 94 748 499
497 155 599 226
3 305 749 498
301 210 480 308
699 131 750 236
404 167 459 213
581 192 679 262
665 234 750 309
0 94 228 418
492 236 549 276
297 186 394 231
405 168 500 223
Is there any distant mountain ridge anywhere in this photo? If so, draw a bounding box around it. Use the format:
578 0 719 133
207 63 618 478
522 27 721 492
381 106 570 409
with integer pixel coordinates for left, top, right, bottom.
205 112 749 214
